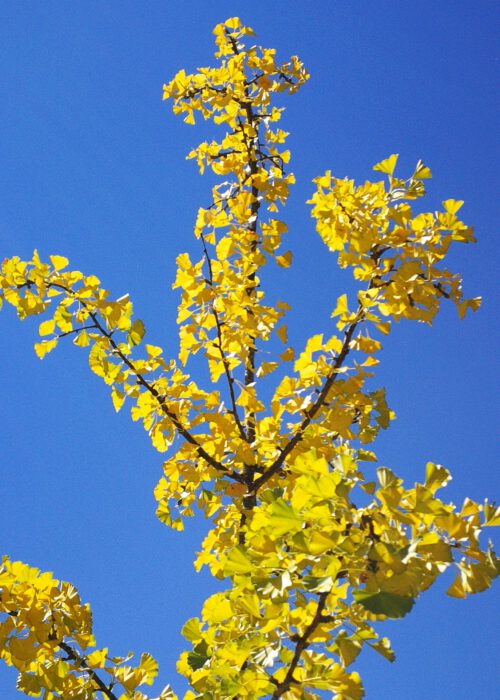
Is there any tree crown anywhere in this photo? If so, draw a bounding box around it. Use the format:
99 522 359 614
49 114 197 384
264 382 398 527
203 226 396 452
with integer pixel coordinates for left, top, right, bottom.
0 16 497 700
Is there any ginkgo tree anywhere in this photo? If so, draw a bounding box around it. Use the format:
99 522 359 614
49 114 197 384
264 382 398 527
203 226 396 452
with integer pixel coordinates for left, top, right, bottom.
0 16 498 700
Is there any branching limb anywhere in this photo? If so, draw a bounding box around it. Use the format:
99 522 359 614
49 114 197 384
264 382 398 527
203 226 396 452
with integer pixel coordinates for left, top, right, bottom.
254 306 363 492
86 302 244 482
57 641 119 700
270 592 329 698
41 280 246 484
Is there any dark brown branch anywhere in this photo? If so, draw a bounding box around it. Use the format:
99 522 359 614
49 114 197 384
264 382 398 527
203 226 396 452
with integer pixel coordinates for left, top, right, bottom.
44 281 245 484
199 229 247 441
433 281 451 298
87 308 245 481
270 593 329 698
57 324 98 339
216 31 270 529
254 246 389 493
239 81 264 519
58 641 118 700
253 307 363 493
5 610 117 699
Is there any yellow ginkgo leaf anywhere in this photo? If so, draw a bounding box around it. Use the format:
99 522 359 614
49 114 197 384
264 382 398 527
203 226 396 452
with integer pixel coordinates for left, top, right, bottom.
373 154 398 176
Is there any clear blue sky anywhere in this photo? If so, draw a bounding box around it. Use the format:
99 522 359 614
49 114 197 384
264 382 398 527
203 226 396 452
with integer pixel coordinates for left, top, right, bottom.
1 1 498 698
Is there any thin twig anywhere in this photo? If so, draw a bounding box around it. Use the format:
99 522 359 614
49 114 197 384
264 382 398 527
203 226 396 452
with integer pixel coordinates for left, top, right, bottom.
199 229 247 441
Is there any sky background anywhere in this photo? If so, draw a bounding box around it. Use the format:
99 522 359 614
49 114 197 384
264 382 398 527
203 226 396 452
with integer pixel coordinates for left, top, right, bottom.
0 1 499 698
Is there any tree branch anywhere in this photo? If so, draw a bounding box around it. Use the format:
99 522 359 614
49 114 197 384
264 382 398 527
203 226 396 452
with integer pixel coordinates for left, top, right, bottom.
240 83 263 514
253 307 363 492
254 251 389 493
199 229 247 441
88 307 245 481
58 641 119 700
43 281 245 484
270 592 329 698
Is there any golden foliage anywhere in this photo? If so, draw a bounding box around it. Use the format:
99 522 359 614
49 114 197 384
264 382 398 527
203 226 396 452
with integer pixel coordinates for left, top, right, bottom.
0 17 496 700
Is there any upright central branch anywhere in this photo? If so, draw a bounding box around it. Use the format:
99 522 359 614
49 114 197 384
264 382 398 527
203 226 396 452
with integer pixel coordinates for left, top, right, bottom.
241 99 261 513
